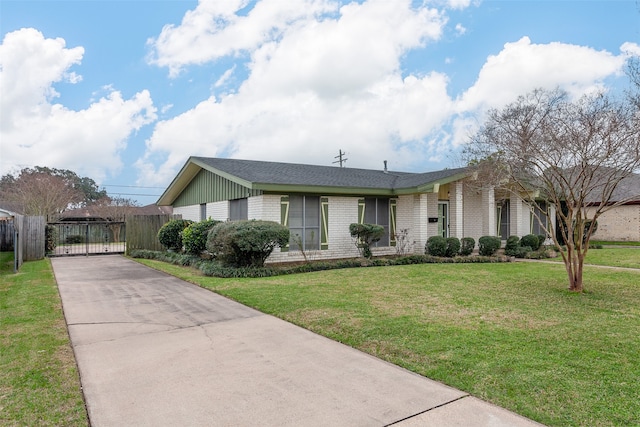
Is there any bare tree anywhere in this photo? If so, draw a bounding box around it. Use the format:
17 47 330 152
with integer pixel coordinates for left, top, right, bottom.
464 88 640 292
0 171 83 219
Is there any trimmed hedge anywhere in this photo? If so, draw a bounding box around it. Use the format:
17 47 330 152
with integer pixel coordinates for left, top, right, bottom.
504 236 520 256
182 219 221 255
207 220 289 267
460 237 475 256
445 237 461 258
158 219 193 251
520 234 540 251
478 236 501 256
349 223 385 259
130 250 512 278
425 236 447 257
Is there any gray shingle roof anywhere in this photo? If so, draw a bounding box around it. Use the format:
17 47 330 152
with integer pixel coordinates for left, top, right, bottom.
193 157 468 190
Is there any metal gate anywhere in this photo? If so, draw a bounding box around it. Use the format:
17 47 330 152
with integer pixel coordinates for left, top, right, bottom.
48 221 126 256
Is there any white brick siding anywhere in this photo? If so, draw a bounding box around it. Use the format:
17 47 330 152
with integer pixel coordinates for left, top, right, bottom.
173 205 200 222
208 201 228 221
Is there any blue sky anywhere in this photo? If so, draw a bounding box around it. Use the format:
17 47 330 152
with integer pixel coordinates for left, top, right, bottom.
1 0 639 205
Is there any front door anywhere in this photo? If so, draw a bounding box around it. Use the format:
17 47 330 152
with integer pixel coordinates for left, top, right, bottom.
438 202 449 238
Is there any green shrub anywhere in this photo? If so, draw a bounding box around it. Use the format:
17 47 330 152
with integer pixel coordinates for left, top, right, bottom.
349 223 385 259
460 237 475 256
537 234 547 247
478 236 501 256
445 237 461 257
182 219 221 255
207 220 289 267
504 235 520 256
425 236 447 257
65 235 84 244
45 225 57 253
157 219 193 251
520 234 540 251
515 246 532 258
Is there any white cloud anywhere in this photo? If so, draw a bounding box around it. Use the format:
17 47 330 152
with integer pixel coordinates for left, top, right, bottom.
621 42 640 57
447 0 472 10
0 28 157 181
138 0 449 184
457 37 627 112
214 65 236 88
147 0 337 77
140 2 632 186
455 23 466 35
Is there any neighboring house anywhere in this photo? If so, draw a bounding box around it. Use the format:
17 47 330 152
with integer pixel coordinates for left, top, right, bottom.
157 157 552 263
585 173 640 242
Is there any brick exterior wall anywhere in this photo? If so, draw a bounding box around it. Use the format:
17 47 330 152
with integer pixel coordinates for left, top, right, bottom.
208 201 228 221
586 205 640 242
173 180 556 262
173 205 200 221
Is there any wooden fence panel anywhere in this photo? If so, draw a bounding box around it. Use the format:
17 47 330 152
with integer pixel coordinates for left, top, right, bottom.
0 220 14 251
125 214 179 255
23 216 46 261
13 214 23 272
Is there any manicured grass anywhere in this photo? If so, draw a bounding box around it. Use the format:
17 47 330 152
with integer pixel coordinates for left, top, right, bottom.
0 252 87 426
137 258 640 427
583 247 640 269
590 240 640 247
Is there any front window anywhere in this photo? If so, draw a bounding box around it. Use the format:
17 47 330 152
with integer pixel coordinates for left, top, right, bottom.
531 202 548 236
288 195 320 250
363 198 390 246
229 198 248 221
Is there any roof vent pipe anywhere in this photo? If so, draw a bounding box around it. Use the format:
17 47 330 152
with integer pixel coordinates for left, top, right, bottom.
383 160 388 173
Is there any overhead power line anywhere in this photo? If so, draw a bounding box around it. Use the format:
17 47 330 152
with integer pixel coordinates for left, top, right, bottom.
101 184 165 189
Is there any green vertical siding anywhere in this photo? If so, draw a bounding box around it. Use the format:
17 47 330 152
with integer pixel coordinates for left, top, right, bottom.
173 169 261 207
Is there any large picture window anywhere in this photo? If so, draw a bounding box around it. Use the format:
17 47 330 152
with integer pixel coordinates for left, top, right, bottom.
358 198 396 247
281 196 329 251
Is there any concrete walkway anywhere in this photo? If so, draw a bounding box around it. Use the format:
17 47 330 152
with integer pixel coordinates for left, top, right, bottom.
52 255 545 427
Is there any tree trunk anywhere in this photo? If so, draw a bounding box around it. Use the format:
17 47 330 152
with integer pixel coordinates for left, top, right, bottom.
562 242 585 292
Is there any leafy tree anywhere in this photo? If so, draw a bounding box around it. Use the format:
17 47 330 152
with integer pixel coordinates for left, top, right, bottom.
0 166 108 218
464 88 640 292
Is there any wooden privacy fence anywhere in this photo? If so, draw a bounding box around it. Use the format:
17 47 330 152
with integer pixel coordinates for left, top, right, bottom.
0 220 14 251
12 215 46 272
125 214 180 255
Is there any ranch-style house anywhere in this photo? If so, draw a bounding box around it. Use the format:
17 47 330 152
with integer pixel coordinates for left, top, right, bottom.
157 157 553 262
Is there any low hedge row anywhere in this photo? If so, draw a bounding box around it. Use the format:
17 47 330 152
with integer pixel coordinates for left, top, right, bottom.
130 250 511 278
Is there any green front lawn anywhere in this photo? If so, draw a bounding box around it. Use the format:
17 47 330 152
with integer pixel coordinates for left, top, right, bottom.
583 247 640 269
0 252 87 426
137 258 640 427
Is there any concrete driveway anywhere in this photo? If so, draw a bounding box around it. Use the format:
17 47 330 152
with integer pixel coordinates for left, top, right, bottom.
52 255 544 427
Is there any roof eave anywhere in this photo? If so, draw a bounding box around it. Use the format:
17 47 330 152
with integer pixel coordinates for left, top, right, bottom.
257 183 396 196
413 171 470 193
